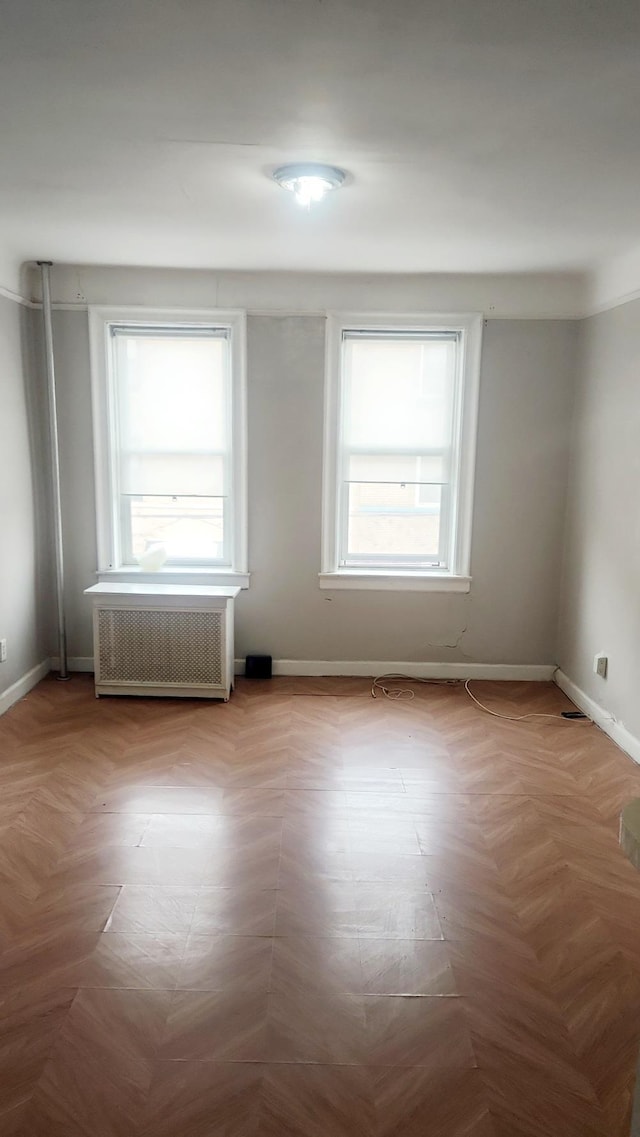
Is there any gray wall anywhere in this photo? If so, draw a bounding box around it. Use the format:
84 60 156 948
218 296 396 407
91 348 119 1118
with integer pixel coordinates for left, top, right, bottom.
558 299 640 737
52 307 577 665
0 296 51 698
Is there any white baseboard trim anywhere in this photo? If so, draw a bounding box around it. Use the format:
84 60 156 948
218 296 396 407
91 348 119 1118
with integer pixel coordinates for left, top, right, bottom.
50 656 94 673
555 669 640 766
234 659 557 680
47 655 557 684
0 659 50 716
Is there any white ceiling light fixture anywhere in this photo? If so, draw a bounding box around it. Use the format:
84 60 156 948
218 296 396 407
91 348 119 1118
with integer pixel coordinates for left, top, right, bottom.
272 163 346 209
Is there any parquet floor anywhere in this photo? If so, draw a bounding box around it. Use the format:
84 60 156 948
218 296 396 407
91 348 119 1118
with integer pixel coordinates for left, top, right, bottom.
1 675 640 1135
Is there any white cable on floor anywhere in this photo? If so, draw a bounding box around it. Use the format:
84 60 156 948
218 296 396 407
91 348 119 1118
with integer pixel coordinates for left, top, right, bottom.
371 672 588 723
257 673 589 723
371 673 459 700
462 678 570 721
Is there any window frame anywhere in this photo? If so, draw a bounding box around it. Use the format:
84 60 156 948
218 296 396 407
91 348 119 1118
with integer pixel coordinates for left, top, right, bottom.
320 312 483 592
88 306 248 587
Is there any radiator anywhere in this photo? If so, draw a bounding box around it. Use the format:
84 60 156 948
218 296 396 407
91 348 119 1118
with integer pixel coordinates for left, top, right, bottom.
84 583 240 699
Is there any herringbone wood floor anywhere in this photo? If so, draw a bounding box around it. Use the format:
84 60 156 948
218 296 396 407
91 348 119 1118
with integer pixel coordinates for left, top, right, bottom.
1 674 640 1135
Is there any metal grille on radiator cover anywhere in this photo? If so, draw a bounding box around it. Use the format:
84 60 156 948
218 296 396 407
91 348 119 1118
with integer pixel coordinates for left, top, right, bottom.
97 607 224 685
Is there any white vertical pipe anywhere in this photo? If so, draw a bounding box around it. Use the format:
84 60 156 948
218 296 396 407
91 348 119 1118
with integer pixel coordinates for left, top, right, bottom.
38 261 69 680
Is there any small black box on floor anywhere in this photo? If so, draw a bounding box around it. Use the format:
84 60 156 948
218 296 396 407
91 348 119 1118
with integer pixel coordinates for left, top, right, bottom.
245 654 272 679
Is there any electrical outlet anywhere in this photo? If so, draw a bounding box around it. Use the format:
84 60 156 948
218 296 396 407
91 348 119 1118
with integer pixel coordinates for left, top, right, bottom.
593 653 608 679
0 639 6 663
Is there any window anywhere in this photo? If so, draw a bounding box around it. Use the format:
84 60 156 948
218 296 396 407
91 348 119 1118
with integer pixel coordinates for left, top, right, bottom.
89 308 247 584
320 313 482 591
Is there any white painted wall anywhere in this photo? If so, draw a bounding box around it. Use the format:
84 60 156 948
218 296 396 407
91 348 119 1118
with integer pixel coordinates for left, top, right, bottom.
30 265 587 320
46 267 577 667
0 296 51 702
558 298 640 739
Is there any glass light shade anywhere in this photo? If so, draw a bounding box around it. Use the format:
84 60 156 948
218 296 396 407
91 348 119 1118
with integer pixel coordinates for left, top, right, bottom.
273 163 346 209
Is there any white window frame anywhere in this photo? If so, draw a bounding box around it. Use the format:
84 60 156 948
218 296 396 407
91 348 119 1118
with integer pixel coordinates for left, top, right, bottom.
320 312 483 592
88 306 249 588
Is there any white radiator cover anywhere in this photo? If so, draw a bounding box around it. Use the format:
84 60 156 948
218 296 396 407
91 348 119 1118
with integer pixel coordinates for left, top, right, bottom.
84 583 240 699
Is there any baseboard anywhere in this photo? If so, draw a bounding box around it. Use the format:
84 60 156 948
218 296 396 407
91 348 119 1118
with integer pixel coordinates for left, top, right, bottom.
50 656 94 673
0 659 50 716
47 654 558 685
234 659 557 680
555 669 640 766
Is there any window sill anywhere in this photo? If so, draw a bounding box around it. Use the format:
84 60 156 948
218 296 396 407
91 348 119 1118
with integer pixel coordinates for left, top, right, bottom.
318 571 471 593
97 567 251 589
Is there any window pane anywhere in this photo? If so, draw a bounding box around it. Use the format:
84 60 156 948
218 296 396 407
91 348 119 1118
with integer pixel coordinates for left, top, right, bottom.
344 481 442 566
343 337 456 451
126 495 225 562
112 329 230 564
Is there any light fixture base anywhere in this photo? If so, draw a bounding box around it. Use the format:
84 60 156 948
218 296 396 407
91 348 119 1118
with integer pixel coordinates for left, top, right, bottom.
272 163 346 209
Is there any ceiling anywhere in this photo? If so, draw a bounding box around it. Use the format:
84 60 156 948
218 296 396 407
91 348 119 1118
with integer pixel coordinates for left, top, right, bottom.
1 0 640 280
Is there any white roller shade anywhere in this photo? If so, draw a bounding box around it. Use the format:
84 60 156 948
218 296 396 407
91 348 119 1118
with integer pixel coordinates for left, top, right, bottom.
343 334 457 452
113 330 229 498
119 453 225 497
